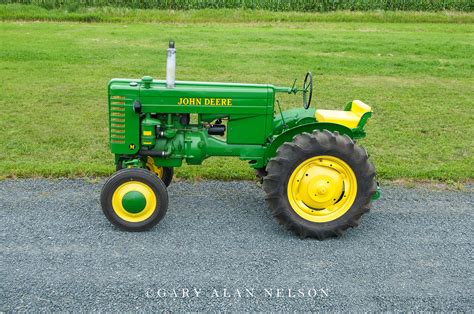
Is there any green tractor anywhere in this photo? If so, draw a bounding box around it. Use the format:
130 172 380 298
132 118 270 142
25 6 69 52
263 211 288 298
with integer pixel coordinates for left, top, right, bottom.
101 41 380 239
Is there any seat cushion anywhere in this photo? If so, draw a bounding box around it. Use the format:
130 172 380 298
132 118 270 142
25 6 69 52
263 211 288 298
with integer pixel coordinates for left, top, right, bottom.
315 110 361 129
315 100 372 129
351 100 372 115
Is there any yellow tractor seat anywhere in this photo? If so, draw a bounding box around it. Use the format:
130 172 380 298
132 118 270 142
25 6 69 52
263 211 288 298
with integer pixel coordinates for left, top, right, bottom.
315 100 372 129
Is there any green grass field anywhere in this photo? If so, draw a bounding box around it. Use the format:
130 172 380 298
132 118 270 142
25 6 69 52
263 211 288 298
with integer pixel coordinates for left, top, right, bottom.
0 7 473 181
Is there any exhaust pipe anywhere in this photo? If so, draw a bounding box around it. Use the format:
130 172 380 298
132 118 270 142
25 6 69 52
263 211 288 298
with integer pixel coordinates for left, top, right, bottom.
166 40 176 88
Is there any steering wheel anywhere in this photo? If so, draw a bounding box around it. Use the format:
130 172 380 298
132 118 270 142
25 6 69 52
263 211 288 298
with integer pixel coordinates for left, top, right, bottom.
303 71 313 110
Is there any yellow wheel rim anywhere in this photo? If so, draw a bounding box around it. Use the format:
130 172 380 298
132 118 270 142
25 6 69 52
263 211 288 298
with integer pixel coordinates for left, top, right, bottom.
287 155 357 223
146 156 164 178
111 181 157 223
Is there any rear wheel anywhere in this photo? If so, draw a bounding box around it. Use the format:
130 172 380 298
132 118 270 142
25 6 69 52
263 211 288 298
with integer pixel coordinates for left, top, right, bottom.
263 130 376 239
100 168 168 231
255 167 267 183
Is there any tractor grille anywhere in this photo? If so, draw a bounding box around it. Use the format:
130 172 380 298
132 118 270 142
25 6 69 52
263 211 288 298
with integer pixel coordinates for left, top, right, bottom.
110 96 126 144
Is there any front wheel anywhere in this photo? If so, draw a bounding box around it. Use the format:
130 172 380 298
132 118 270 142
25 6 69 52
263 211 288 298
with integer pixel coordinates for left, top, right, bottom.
263 130 376 239
100 168 168 231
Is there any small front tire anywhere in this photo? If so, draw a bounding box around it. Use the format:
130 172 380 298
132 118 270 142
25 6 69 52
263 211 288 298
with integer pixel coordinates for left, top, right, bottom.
100 168 168 231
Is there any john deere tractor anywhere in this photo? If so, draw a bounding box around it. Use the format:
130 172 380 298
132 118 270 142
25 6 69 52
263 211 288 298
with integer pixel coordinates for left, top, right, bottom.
101 41 379 239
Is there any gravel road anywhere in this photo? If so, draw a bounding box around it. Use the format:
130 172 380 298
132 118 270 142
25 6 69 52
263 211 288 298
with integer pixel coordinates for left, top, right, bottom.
1 179 472 311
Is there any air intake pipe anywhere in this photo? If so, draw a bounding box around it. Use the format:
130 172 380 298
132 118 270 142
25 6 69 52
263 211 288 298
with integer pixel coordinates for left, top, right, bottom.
166 40 176 88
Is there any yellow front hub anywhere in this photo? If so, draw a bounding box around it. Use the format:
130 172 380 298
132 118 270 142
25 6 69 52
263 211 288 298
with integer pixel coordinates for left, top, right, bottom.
287 156 357 223
112 181 157 223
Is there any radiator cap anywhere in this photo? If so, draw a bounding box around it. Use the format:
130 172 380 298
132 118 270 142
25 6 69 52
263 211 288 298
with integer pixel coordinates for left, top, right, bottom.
141 76 153 88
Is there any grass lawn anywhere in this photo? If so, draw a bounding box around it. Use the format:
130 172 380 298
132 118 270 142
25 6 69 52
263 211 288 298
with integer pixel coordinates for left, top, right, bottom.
0 10 473 181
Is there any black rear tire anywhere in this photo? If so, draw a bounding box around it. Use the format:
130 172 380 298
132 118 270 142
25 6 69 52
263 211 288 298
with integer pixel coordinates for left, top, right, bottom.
255 167 268 183
263 130 376 239
101 168 168 231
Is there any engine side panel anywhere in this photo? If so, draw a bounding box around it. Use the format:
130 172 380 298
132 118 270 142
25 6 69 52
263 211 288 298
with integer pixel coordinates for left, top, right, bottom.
139 80 274 144
108 79 140 155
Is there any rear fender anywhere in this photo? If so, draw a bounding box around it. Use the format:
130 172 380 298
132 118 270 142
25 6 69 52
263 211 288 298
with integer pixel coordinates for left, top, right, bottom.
273 108 316 135
264 122 353 164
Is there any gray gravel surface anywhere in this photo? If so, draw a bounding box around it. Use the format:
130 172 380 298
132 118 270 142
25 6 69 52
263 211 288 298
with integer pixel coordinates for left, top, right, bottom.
1 179 473 311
